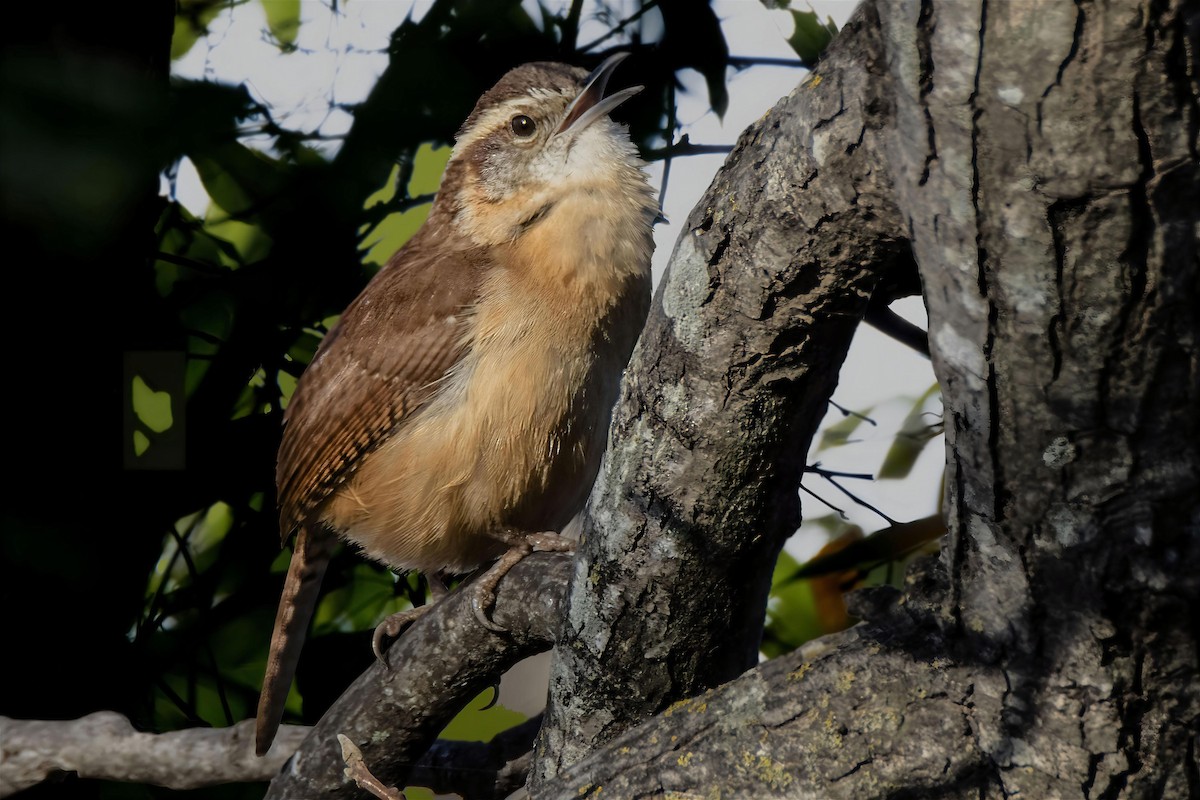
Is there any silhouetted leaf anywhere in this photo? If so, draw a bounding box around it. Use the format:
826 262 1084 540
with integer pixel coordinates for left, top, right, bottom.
660 0 730 118
786 9 839 67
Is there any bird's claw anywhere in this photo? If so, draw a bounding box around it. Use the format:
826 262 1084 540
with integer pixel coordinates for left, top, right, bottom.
472 584 508 633
371 606 430 668
469 529 577 633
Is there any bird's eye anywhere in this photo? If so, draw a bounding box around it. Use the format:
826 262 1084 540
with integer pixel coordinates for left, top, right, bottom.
510 114 537 138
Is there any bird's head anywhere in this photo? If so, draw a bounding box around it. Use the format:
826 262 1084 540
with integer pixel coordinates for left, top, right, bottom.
437 54 648 246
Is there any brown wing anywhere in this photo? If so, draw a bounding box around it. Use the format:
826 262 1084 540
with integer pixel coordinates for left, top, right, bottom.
276 239 486 540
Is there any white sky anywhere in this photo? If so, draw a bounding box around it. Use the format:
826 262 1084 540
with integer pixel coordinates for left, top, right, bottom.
169 0 941 563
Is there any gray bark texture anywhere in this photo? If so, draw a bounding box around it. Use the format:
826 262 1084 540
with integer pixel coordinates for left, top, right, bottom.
523 0 1200 797
260 0 1198 797
0 713 308 796
529 2 912 786
263 554 568 799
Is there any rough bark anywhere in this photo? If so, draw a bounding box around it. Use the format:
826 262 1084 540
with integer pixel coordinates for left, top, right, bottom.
1 715 538 800
522 0 1200 797
890 0 1200 795
529 3 912 786
263 553 568 799
0 714 306 797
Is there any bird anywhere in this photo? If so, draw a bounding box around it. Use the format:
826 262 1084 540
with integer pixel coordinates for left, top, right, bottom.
254 53 657 757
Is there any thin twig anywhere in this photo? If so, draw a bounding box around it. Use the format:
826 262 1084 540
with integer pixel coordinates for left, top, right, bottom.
816 475 897 526
360 192 438 228
828 400 877 425
643 138 735 161
863 303 930 358
805 464 874 481
166 526 235 727
799 482 847 518
578 0 660 52
727 55 810 69
657 79 678 219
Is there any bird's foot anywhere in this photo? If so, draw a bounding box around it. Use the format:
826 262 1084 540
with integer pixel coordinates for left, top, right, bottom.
472 530 575 633
371 572 449 668
371 605 432 668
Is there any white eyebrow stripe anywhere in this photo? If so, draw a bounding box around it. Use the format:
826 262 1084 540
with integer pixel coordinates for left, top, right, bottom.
451 92 570 157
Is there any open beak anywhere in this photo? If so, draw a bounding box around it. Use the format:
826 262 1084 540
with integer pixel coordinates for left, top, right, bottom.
556 52 643 136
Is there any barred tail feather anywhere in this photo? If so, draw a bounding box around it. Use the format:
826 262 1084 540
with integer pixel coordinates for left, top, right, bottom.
255 525 335 756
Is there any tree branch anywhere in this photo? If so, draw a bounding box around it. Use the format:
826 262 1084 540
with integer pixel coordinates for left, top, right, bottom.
530 1 911 787
264 552 569 799
863 302 930 358
0 713 307 797
528 562 992 798
1 712 541 800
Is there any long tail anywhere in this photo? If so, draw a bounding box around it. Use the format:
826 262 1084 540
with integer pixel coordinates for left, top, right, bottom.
255 524 336 756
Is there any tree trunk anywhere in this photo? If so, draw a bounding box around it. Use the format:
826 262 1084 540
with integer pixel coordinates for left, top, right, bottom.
527 0 1200 796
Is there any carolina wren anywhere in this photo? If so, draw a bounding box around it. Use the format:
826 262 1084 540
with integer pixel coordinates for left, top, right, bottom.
255 54 656 756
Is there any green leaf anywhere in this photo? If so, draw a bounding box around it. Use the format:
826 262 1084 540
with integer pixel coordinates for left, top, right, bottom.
204 212 272 265
172 0 224 60
261 0 301 49
144 503 237 599
284 331 323 371
364 144 449 209
277 370 297 408
790 515 945 579
786 9 838 67
878 383 942 479
361 144 447 267
191 143 287 219
765 552 826 653
409 143 451 196
817 407 874 451
132 375 173 433
439 692 526 742
361 205 432 268
314 564 409 634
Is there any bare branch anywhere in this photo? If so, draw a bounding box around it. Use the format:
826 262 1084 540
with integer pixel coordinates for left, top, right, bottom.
863 302 930 358
264 552 569 799
2 715 541 800
0 713 307 798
